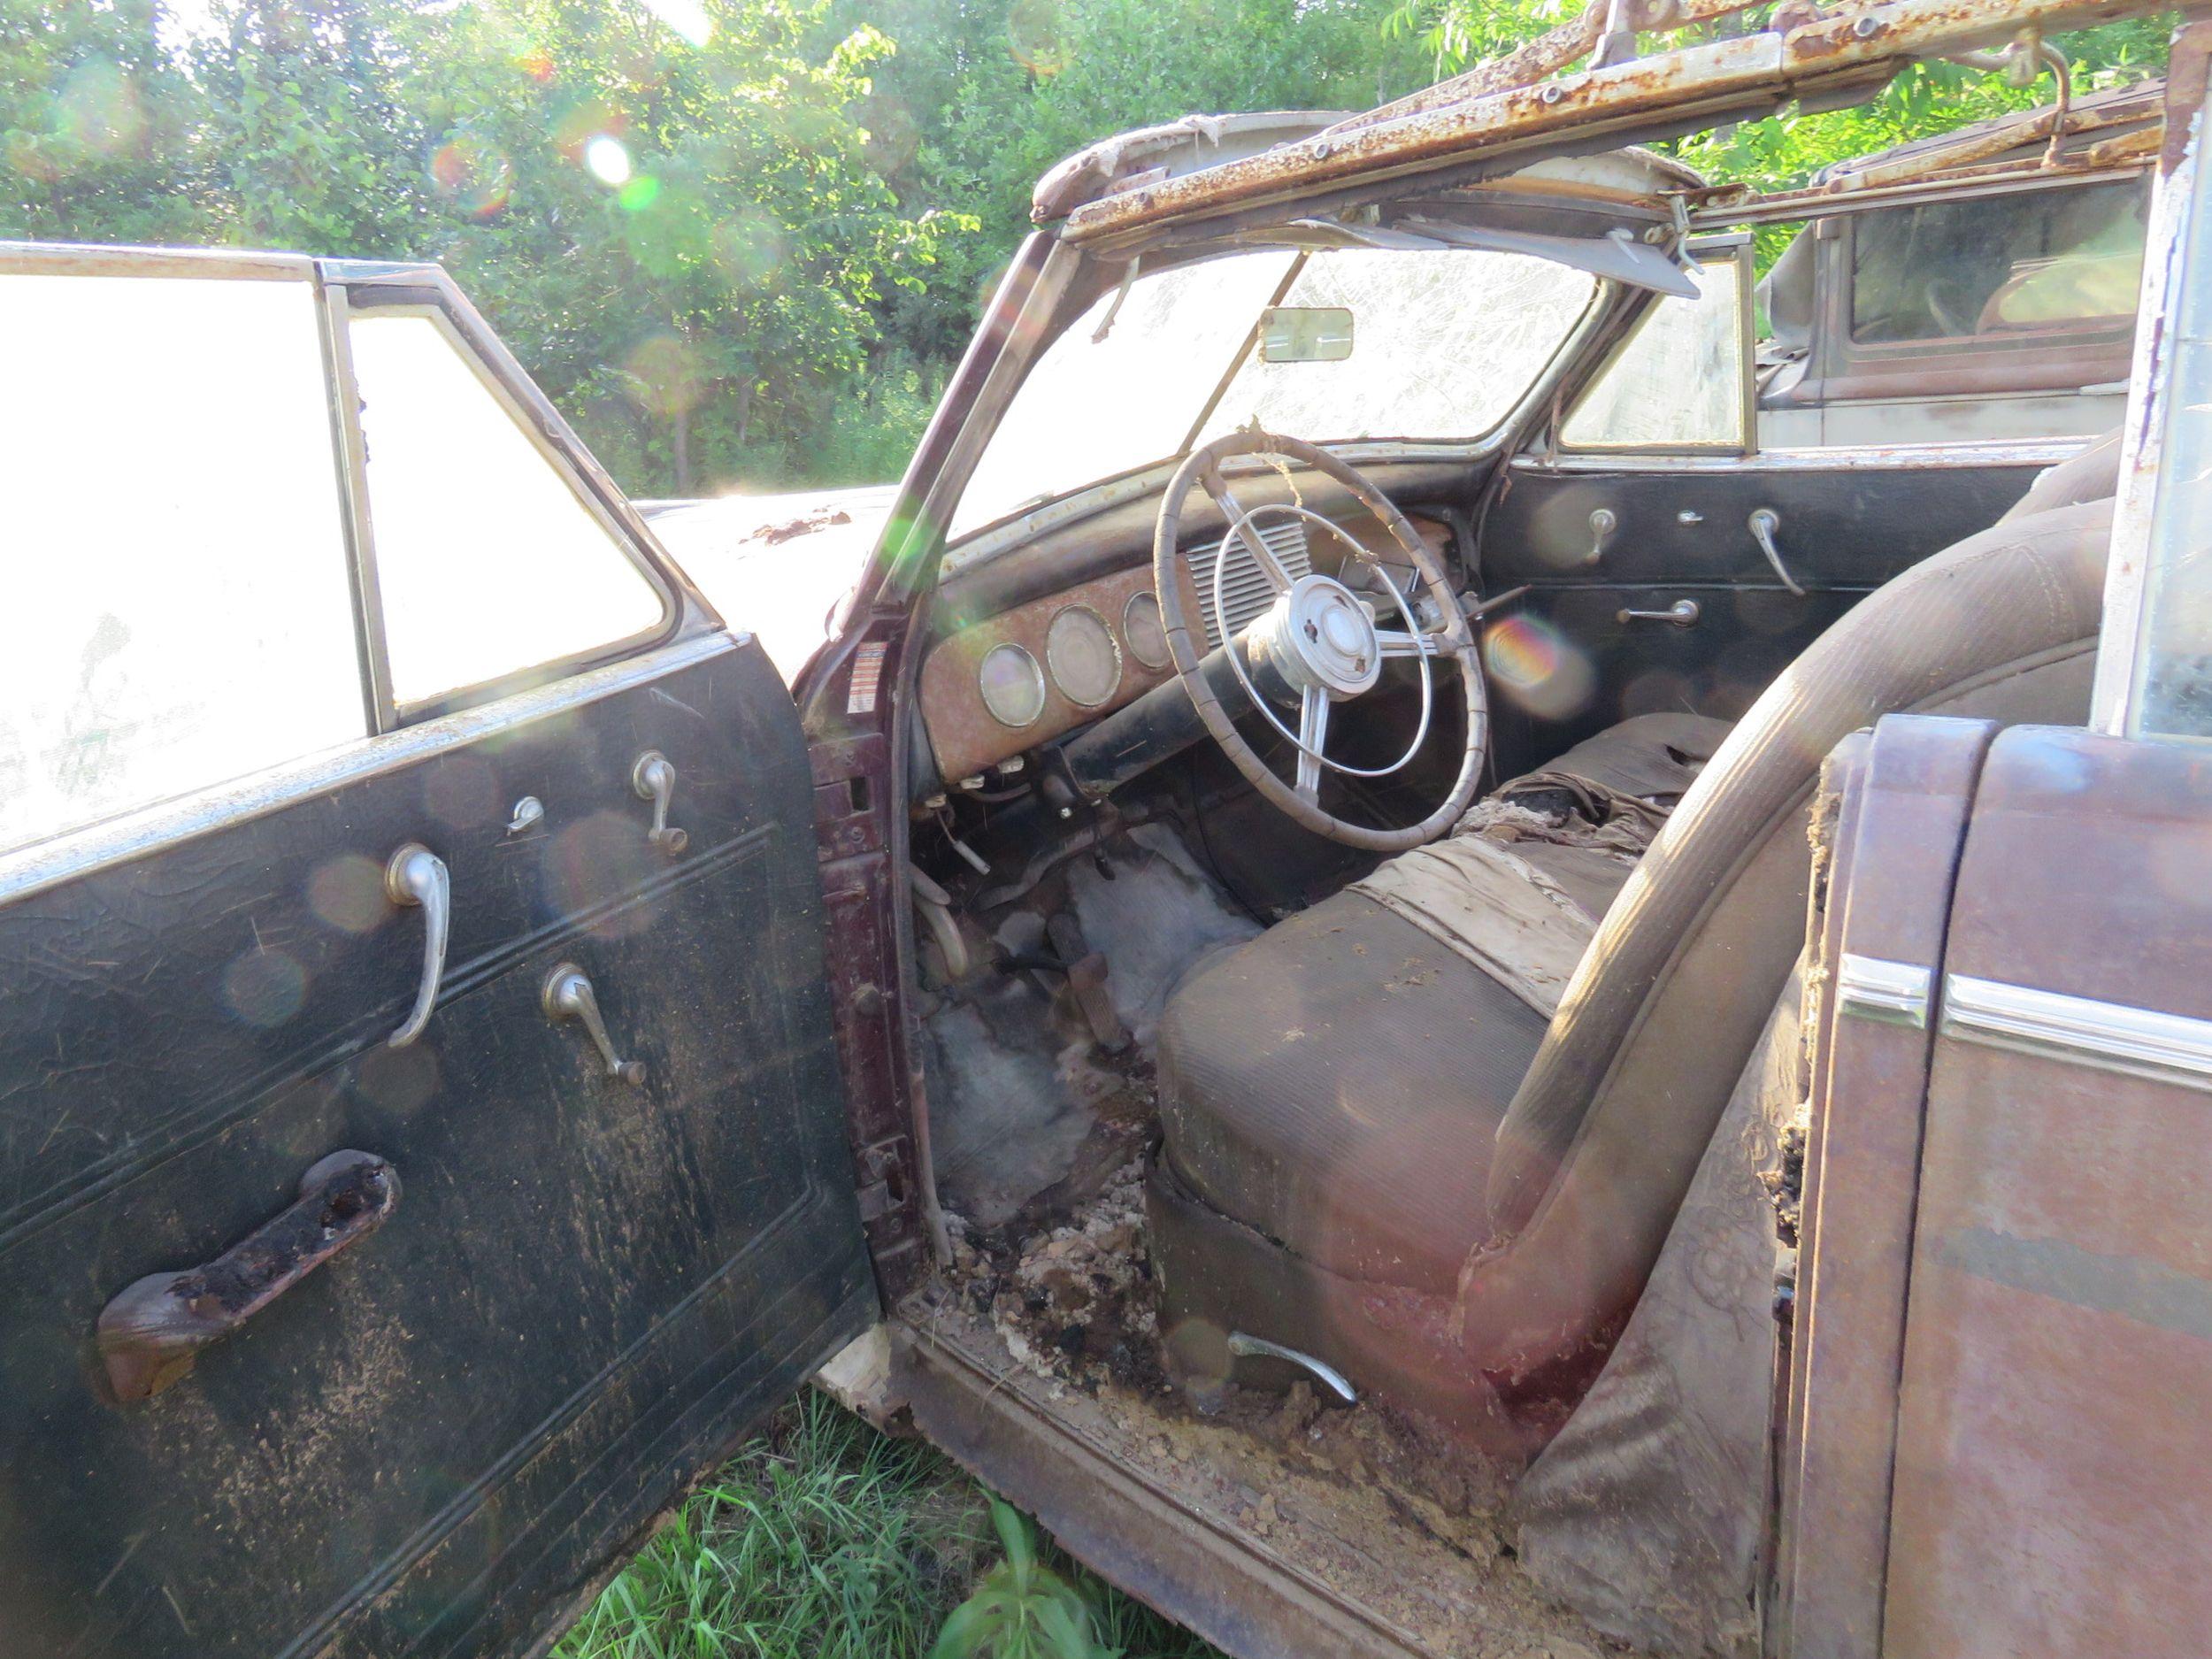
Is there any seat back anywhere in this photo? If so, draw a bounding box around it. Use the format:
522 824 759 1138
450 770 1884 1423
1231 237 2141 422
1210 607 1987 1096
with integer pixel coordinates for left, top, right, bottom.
1466 494 2114 1384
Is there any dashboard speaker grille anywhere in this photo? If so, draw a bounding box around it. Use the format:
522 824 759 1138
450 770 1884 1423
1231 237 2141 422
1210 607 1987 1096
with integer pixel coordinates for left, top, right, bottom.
1184 517 1310 650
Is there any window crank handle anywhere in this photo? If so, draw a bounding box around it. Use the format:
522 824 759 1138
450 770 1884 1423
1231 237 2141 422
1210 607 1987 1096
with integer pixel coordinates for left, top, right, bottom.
1748 507 1807 595
1617 598 1701 627
542 963 647 1085
631 750 688 856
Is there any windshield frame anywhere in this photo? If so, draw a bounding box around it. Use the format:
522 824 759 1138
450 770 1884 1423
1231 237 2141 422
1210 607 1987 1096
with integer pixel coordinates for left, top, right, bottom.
937 241 1621 576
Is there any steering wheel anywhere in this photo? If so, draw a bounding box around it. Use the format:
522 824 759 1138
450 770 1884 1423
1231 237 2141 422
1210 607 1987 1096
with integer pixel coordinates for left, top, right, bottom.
1152 430 1487 853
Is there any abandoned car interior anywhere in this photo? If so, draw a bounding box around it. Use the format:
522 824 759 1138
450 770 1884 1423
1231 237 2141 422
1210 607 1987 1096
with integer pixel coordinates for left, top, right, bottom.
6 3 2208 1656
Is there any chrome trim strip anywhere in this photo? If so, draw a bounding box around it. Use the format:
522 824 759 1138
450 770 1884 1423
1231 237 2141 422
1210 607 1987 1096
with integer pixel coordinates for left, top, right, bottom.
1836 953 1932 1030
0 632 741 908
1943 974 2212 1092
1516 436 2084 476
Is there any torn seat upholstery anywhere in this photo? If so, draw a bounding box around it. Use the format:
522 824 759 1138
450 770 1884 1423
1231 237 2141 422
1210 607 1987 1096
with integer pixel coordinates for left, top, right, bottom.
1155 715 1729 1298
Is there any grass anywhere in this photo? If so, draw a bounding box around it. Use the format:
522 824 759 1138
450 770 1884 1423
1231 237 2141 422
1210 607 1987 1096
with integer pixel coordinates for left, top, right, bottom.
554 1392 1227 1659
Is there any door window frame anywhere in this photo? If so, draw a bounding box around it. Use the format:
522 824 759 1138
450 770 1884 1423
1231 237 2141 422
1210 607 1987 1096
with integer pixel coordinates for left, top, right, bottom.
327 272 687 729
0 242 712 887
1555 233 1758 457
2093 36 2212 743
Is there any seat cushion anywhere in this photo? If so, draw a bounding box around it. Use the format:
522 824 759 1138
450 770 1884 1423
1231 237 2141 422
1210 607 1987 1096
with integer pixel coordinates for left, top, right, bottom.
1156 712 1732 1294
1156 888 1550 1294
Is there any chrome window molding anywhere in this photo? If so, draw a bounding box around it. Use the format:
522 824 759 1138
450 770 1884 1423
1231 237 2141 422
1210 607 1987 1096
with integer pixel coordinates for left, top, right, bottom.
1688 161 2153 231
1836 953 1932 1029
1942 973 2212 1093
0 242 315 281
0 632 741 910
1514 435 2085 476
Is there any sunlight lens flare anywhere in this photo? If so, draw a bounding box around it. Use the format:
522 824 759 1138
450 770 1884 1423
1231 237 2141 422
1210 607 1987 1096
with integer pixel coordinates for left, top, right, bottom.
640 0 713 48
584 134 632 187
1483 612 1596 720
429 135 512 220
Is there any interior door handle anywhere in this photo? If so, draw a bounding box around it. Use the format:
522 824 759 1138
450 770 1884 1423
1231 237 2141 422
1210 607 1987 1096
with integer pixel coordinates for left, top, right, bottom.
543 963 647 1084
1617 598 1701 627
631 750 688 856
96 1150 400 1402
1748 508 1807 595
384 842 449 1048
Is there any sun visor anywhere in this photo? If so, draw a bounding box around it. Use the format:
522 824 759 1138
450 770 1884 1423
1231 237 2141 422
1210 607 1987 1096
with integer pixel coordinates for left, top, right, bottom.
1279 214 1698 297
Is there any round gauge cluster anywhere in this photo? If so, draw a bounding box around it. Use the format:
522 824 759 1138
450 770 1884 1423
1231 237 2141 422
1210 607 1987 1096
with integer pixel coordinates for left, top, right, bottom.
978 641 1047 728
971 588 1168 731
1046 605 1123 707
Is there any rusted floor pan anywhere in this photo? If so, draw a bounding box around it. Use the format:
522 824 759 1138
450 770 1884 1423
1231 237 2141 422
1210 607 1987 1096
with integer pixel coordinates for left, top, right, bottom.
894 1292 1611 1659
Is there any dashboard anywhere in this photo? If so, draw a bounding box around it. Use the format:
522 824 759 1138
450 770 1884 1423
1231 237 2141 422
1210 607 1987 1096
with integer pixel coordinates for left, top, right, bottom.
920 564 1187 783
919 511 1450 786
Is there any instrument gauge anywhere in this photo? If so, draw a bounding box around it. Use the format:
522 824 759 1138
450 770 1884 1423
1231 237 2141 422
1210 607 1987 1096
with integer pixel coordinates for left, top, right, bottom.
1047 605 1123 707
1122 589 1171 670
977 641 1047 728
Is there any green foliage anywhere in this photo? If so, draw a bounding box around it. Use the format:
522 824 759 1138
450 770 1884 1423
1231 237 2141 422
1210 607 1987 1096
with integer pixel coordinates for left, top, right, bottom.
928 1496 1117 1659
555 1392 988 1659
2 0 210 244
553 1393 1224 1659
2 0 2177 495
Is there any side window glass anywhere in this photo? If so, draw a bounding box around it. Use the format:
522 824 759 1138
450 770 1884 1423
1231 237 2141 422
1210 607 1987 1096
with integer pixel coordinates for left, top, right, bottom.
1561 243 1750 451
0 270 365 857
348 311 668 710
1849 180 2146 343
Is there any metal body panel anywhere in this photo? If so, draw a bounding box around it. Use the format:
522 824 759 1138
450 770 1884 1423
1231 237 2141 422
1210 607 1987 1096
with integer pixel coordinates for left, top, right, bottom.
1879 725 2212 1659
1780 715 1996 1659
0 641 872 1658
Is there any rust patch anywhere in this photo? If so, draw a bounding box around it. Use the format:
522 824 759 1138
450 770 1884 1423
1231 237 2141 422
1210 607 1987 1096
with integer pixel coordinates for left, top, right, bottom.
1062 0 2186 245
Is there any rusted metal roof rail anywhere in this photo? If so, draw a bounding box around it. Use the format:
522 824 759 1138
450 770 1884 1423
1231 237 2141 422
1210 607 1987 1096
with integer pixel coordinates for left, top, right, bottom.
1061 0 2202 246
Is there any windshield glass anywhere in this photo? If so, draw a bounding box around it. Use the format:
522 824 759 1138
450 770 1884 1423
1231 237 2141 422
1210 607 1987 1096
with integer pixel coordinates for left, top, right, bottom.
951 247 1597 540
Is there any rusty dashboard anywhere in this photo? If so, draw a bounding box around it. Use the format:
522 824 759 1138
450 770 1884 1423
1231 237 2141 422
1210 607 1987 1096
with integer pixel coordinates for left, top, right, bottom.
919 511 1448 786
920 564 1191 783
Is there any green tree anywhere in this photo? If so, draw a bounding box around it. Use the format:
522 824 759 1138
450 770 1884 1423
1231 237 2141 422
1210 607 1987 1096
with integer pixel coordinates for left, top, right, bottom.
186 0 430 251
399 0 967 491
1 0 210 243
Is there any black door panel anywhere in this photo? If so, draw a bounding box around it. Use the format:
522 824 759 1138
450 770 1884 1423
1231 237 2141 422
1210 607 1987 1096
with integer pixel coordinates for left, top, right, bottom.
1479 457 2047 777
0 637 870 1658
1485 583 1857 778
1483 459 2042 588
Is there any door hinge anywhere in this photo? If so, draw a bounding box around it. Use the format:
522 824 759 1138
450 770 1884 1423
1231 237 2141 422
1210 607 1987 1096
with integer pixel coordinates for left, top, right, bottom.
853 1136 912 1224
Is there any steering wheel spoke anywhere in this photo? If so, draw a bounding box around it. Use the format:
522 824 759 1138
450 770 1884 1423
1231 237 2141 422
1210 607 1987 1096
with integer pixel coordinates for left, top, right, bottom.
1202 469 1294 593
1295 686 1332 803
1154 430 1489 852
1374 626 1436 660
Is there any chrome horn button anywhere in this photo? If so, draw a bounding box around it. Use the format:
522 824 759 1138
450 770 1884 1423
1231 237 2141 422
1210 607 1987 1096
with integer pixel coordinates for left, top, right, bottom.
1258 572 1382 698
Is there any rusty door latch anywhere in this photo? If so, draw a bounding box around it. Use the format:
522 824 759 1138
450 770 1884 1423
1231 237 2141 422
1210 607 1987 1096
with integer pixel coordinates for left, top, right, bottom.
96 1150 401 1403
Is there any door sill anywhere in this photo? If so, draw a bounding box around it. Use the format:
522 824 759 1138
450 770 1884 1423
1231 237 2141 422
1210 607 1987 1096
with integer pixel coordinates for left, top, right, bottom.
893 1290 1594 1659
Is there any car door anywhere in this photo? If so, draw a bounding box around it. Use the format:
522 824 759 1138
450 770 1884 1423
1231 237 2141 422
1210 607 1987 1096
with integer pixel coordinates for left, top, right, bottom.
1479 230 2096 776
0 248 872 1658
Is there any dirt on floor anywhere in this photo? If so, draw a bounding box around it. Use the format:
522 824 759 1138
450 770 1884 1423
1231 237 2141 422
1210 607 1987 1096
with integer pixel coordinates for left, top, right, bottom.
933 1164 1626 1659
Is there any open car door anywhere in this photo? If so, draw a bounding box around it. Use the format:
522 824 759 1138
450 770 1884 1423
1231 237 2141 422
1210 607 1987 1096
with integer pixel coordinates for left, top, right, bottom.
1777 41 2212 1655
0 248 872 1657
